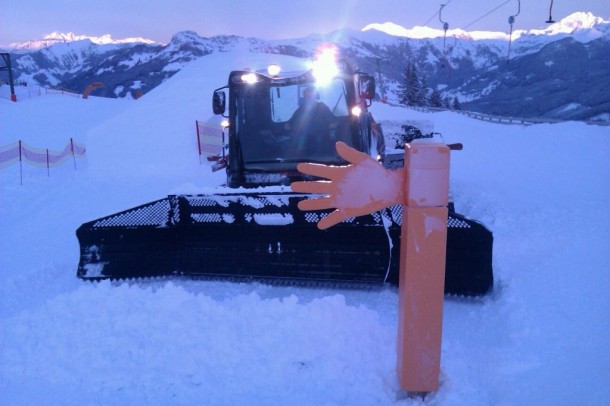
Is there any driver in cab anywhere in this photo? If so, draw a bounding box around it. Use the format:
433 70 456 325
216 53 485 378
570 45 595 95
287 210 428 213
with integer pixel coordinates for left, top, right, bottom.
286 87 337 155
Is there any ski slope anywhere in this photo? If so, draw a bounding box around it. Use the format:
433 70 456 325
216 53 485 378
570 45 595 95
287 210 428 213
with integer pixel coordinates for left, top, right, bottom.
1 52 609 405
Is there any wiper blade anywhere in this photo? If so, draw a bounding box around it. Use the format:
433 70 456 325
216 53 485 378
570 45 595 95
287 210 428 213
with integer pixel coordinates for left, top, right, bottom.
246 158 305 164
246 158 348 168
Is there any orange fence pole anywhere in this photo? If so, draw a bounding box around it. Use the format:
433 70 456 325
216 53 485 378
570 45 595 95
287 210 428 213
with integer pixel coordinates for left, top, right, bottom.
291 141 451 394
397 143 450 393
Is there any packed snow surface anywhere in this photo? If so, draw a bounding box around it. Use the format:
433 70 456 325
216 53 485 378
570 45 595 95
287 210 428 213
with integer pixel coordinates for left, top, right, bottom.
1 51 609 405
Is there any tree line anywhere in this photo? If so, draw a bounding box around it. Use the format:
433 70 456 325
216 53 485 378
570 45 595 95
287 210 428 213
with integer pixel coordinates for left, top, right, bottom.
398 63 461 110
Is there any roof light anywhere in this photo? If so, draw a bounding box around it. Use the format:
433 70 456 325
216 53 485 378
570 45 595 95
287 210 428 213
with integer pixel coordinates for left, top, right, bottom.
312 47 339 85
267 64 281 76
241 73 258 84
221 119 230 128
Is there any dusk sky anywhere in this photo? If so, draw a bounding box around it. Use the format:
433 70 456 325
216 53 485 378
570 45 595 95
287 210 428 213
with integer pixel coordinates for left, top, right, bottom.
3 0 609 44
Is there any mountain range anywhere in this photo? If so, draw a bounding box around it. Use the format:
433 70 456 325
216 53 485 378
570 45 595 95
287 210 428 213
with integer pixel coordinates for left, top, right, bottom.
2 12 608 122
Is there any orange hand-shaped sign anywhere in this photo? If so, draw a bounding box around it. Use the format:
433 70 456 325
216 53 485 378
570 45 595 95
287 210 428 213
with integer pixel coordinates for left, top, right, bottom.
291 141 406 230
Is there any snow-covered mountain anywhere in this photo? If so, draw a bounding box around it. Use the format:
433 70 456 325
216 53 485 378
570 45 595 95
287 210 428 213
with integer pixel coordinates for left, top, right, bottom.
3 12 609 121
363 11 609 44
5 31 157 52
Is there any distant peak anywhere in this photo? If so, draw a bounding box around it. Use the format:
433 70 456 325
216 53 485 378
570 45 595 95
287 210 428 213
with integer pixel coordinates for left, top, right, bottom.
43 31 77 41
361 12 608 41
7 32 158 51
362 22 445 39
361 22 508 41
43 32 157 45
518 12 609 41
170 31 203 42
544 12 608 34
551 12 607 29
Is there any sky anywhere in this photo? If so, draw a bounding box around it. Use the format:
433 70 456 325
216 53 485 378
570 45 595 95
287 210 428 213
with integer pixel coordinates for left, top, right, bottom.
3 0 610 45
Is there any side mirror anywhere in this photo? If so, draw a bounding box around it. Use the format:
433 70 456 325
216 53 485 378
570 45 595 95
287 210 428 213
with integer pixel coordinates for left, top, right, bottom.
358 74 376 100
213 88 227 116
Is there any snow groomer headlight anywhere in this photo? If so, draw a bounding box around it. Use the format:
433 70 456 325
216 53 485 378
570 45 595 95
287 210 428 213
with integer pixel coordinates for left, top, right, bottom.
240 72 259 84
231 71 260 84
312 47 340 86
267 64 281 77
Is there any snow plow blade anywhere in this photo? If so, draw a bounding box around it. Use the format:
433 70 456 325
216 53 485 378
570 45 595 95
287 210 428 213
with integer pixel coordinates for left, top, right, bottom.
76 192 493 296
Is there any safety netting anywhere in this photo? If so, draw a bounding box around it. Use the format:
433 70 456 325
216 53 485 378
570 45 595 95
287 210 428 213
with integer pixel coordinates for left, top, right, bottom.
195 120 223 160
0 138 86 182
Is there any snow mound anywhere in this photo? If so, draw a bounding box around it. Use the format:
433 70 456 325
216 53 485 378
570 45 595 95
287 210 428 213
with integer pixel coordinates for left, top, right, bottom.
1 282 396 404
86 51 309 185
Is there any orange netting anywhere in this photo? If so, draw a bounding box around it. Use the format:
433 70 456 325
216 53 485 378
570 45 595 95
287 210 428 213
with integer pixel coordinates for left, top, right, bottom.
195 120 223 159
0 138 86 169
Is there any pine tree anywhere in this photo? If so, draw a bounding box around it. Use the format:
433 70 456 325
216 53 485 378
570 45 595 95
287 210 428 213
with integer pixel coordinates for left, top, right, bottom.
430 89 443 107
443 97 451 109
398 65 412 105
399 63 440 107
399 63 425 107
407 64 421 106
452 96 462 110
420 75 430 107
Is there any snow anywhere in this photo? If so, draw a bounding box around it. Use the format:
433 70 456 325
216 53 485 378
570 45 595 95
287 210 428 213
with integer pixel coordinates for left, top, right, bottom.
360 12 610 64
591 112 610 122
527 12 608 37
254 213 294 226
556 103 582 113
41 31 157 45
362 13 610 44
6 31 158 51
2 49 610 405
362 22 510 41
113 85 125 97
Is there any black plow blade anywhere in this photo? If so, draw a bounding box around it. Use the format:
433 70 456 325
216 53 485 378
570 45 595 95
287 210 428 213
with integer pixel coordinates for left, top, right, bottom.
76 192 493 296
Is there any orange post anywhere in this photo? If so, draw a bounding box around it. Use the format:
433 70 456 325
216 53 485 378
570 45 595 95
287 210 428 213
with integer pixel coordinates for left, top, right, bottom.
291 141 451 393
397 143 450 393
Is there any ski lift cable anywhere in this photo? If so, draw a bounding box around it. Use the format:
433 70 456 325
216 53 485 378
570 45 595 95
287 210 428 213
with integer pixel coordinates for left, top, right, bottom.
422 0 453 26
423 11 439 27
462 0 512 30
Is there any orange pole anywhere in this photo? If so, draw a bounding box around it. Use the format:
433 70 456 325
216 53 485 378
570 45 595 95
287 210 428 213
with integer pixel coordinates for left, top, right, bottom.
291 141 451 392
396 143 450 393
82 82 103 99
